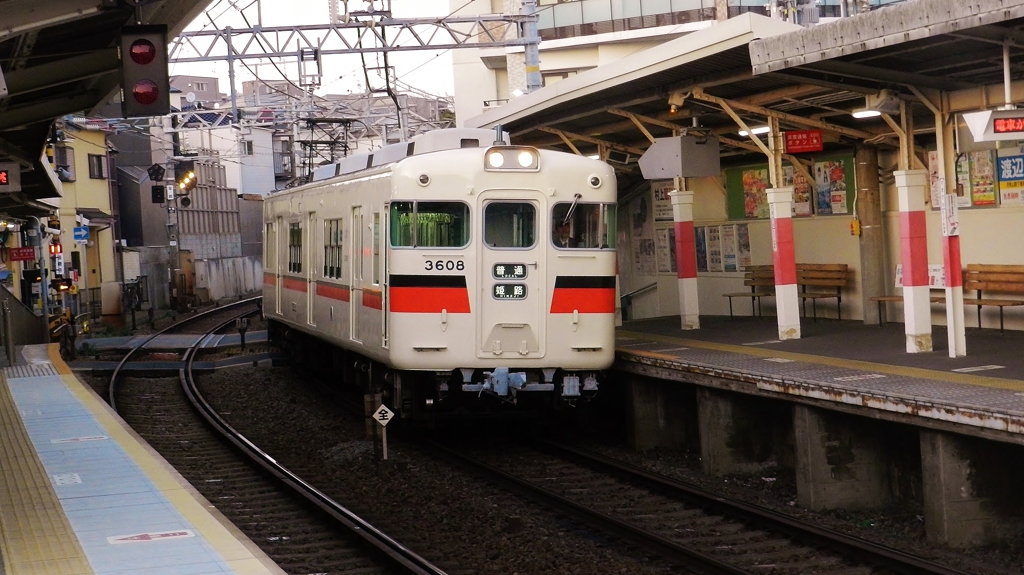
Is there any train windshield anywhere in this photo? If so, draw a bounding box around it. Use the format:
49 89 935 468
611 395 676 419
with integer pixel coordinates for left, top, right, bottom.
484 202 536 248
552 202 617 249
389 201 470 248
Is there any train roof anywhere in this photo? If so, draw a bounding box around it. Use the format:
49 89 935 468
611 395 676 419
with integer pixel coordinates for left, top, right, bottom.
309 128 510 183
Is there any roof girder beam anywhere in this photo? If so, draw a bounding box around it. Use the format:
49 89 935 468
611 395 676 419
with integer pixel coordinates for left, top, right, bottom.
537 127 646 157
689 88 876 141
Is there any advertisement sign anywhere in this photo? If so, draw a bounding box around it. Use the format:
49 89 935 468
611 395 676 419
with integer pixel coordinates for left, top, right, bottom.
8 247 35 261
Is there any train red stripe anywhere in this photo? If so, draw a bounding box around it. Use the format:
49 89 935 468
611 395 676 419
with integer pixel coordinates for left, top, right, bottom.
263 273 276 286
282 277 307 292
550 287 615 313
390 287 471 313
316 283 350 301
363 290 383 310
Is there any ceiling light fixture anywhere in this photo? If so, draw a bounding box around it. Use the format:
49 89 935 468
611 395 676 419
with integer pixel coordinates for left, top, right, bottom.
738 126 770 137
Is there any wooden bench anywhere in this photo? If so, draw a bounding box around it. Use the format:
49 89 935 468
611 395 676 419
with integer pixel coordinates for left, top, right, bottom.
722 264 774 317
963 264 1024 332
722 263 849 320
869 264 946 326
797 263 849 321
868 293 946 326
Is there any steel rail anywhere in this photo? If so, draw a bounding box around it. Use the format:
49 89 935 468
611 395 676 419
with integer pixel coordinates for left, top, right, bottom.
179 314 447 575
108 297 260 411
539 440 972 575
423 439 751 575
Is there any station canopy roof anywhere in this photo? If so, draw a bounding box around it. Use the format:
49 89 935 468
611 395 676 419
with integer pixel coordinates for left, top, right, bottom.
0 0 207 217
467 0 1024 191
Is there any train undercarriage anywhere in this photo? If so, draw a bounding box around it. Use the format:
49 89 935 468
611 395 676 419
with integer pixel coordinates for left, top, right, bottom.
270 320 601 420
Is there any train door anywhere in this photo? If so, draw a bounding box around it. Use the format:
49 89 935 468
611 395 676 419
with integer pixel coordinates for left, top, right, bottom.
376 210 389 348
274 216 283 314
350 205 363 343
477 195 545 358
306 211 316 326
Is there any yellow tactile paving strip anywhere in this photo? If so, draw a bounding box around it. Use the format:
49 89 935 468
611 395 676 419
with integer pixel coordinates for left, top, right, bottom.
617 330 1024 392
43 345 286 575
0 348 92 575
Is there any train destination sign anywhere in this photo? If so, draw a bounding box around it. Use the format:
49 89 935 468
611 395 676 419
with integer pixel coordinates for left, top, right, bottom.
493 263 527 279
493 283 527 299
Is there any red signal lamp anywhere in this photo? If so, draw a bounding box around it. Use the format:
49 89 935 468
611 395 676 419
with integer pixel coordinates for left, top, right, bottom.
48 242 62 256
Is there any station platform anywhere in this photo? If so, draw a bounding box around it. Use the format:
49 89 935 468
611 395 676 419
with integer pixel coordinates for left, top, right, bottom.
70 331 280 374
615 316 1024 444
0 343 284 575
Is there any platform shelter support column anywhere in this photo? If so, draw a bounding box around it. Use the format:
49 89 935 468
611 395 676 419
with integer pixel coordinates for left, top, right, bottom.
671 189 699 329
920 431 997 547
895 170 932 353
793 405 889 511
767 187 800 340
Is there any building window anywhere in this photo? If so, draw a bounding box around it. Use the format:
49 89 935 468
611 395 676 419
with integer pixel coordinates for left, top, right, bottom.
88 154 108 179
242 141 254 155
54 146 75 181
323 218 343 279
288 222 302 273
195 82 208 91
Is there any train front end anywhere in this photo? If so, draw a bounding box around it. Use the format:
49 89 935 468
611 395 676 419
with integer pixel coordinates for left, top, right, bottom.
387 145 618 413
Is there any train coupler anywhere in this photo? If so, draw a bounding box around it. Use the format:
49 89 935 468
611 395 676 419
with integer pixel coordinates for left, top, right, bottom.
561 374 599 397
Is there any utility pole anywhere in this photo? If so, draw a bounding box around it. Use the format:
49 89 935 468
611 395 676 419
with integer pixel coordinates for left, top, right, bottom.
522 0 542 93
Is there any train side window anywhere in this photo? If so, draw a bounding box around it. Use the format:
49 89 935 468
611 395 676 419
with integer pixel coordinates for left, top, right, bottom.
389 201 469 248
551 202 617 249
323 218 343 279
484 202 536 248
288 222 302 273
372 212 381 285
265 223 276 269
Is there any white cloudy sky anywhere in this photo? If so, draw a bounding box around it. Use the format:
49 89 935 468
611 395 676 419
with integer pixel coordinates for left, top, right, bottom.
171 0 457 98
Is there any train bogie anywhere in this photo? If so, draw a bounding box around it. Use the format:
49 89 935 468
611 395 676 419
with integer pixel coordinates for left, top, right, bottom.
264 128 618 418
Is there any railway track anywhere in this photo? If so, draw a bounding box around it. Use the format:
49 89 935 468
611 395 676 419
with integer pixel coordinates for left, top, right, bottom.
110 300 447 575
424 438 973 575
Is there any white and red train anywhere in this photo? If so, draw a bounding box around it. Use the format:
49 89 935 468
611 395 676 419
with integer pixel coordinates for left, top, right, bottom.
263 128 618 417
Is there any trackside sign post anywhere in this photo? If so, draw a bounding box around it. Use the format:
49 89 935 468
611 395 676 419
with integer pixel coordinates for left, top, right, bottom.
374 404 394 460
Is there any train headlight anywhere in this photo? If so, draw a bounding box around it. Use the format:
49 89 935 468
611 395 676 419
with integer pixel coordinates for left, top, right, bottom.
517 150 535 168
484 147 539 171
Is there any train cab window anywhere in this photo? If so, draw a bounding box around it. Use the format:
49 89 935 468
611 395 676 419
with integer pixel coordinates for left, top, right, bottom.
288 222 302 272
389 201 470 248
552 202 617 249
484 202 536 248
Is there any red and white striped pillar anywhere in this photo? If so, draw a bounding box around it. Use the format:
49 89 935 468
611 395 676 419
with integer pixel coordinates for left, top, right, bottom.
940 193 966 357
671 190 699 329
767 187 800 340
895 170 933 353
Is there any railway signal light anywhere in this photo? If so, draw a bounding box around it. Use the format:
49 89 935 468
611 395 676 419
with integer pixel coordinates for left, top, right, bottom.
118 25 170 117
50 278 72 291
151 184 165 204
48 241 62 256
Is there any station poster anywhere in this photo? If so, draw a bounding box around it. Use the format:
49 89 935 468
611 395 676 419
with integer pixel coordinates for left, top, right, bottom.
655 225 677 274
652 180 675 222
782 165 813 216
726 155 855 218
813 158 849 214
692 224 751 273
631 192 656 276
997 148 1024 206
969 150 997 206
932 149 999 208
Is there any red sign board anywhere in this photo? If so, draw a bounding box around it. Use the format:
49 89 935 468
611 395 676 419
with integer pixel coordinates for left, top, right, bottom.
784 130 824 153
8 247 36 262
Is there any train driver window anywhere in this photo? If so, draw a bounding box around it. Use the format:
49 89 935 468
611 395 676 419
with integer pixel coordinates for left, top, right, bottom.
484 202 536 248
552 202 617 249
389 201 470 248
